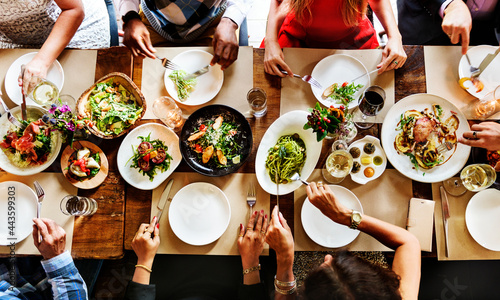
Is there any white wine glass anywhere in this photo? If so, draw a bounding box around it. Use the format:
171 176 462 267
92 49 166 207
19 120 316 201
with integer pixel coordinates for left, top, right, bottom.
460 163 497 192
27 76 59 107
322 139 353 184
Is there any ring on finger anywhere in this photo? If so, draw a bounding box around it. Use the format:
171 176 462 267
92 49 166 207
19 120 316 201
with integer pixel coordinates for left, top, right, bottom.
393 61 398 65
260 230 266 235
473 131 477 138
239 233 244 237
247 227 253 231
317 181 324 188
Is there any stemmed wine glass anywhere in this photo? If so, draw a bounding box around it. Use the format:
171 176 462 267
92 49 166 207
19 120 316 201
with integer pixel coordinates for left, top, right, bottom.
443 163 497 195
354 85 386 129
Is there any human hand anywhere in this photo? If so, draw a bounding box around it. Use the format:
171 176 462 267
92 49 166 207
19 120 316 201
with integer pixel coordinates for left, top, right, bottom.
33 218 67 260
263 39 292 77
211 18 239 71
123 18 156 58
18 58 50 93
131 217 160 268
377 35 407 73
265 206 294 265
458 122 500 151
238 210 268 269
442 0 472 55
306 182 351 226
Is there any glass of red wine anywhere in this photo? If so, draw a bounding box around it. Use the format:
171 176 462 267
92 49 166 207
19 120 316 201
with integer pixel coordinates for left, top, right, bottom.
354 85 386 129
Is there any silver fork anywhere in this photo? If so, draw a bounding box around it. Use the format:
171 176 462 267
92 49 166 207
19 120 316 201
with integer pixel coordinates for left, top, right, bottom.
281 71 323 89
155 55 181 70
437 142 455 154
465 54 480 78
246 183 256 217
33 181 45 242
0 94 25 129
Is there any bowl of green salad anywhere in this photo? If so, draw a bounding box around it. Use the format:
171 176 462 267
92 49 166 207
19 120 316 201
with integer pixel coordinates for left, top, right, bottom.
76 72 146 139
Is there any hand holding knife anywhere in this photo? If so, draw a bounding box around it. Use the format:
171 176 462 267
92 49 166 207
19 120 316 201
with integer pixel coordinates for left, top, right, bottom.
155 179 174 223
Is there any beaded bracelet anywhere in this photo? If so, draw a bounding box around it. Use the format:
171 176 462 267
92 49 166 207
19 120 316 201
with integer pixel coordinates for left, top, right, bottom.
243 264 261 275
274 275 296 287
274 282 297 295
135 264 152 273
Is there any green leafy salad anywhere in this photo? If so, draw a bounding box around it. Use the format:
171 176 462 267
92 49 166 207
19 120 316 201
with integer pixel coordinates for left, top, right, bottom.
322 81 364 106
169 70 197 101
129 133 173 181
88 79 143 136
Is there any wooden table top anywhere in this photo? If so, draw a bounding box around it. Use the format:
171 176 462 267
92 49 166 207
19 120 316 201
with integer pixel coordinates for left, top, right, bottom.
59 45 431 259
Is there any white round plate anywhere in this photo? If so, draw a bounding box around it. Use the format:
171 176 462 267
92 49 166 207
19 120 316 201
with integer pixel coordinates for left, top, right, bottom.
169 182 231 246
311 54 369 109
0 106 62 176
301 185 363 248
4 52 64 106
255 110 322 195
117 123 182 190
458 45 500 99
348 135 387 184
0 181 37 245
163 50 223 106
381 94 470 183
465 189 500 251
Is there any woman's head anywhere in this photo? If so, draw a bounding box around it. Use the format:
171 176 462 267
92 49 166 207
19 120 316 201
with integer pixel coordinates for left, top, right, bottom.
300 251 402 300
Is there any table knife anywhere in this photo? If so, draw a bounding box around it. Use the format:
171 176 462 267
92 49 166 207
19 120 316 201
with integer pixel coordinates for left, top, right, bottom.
20 65 27 121
440 186 450 257
155 179 174 223
349 69 378 83
275 172 279 211
472 47 500 78
184 65 210 80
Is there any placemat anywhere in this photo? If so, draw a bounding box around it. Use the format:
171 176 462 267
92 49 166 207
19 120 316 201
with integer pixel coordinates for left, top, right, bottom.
280 48 395 123
294 169 412 251
151 172 270 256
0 49 97 107
141 46 253 119
424 46 500 120
432 183 500 260
0 172 76 255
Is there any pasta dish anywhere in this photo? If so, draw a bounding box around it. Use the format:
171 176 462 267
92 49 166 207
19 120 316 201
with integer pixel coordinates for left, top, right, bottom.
266 134 306 183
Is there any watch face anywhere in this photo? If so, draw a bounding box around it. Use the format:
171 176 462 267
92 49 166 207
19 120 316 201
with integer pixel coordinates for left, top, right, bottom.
353 213 362 223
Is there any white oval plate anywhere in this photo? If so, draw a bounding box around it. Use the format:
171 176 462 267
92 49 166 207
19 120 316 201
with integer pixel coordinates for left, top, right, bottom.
0 106 62 176
163 50 224 106
465 189 500 251
117 123 182 190
255 110 322 195
169 182 231 246
5 52 64 106
381 94 470 183
348 135 387 184
0 181 37 245
301 185 363 248
311 54 369 109
458 45 500 99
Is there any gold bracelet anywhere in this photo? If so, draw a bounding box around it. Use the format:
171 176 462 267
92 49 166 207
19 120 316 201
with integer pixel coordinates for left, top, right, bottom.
274 275 296 287
274 282 297 295
242 264 261 275
135 264 152 273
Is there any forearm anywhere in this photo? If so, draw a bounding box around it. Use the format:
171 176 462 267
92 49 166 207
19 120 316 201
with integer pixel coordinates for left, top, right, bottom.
242 258 261 285
132 259 153 285
369 0 401 40
224 0 253 28
274 255 296 300
41 251 88 299
265 0 289 44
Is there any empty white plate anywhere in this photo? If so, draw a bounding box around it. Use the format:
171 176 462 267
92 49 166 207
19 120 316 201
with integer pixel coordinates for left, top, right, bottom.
458 45 500 99
0 181 37 245
465 189 500 251
169 182 231 246
301 185 363 248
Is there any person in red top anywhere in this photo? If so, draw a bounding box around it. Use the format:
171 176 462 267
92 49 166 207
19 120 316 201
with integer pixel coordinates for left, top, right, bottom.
263 0 407 77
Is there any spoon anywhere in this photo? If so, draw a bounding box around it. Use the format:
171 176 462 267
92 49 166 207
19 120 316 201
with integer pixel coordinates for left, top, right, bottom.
290 173 309 186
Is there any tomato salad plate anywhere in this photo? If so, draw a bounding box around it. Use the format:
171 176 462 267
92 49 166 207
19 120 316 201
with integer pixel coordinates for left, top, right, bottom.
117 123 182 190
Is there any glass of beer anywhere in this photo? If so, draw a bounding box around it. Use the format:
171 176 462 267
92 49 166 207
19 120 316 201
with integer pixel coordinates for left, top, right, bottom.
460 164 497 192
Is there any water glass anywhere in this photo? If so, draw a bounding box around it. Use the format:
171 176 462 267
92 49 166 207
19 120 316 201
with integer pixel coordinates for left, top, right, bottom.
460 164 497 192
26 76 59 107
60 195 98 216
247 87 267 117
354 86 386 129
153 96 185 132
322 140 353 184
59 94 77 112
472 85 500 120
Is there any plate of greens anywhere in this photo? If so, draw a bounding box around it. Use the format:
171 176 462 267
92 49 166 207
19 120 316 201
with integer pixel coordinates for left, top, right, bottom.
117 123 182 190
311 54 368 109
164 50 224 106
179 105 252 176
255 110 322 195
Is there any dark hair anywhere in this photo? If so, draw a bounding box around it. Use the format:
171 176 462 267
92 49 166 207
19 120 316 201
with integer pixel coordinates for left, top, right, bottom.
300 251 401 300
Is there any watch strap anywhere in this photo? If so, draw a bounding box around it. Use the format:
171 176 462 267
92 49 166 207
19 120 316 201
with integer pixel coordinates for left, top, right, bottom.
349 210 361 230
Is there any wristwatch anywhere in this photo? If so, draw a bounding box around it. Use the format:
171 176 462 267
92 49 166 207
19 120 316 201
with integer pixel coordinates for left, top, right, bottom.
122 11 141 27
349 210 362 230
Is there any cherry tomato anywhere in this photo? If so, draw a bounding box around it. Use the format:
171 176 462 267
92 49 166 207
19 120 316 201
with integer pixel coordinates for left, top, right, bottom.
342 82 348 87
195 144 203 153
138 141 152 154
199 124 207 131
152 148 166 164
142 153 150 162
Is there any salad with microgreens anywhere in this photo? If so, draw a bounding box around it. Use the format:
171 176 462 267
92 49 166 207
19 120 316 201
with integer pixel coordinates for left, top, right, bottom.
129 133 173 181
169 70 197 101
88 79 143 136
322 81 364 105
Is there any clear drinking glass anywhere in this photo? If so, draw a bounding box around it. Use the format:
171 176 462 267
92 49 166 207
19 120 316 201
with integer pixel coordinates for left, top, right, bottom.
59 94 76 112
460 164 497 192
473 85 500 120
322 140 354 184
153 96 185 132
442 177 468 196
27 76 59 107
354 86 385 129
247 87 267 117
60 195 98 216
